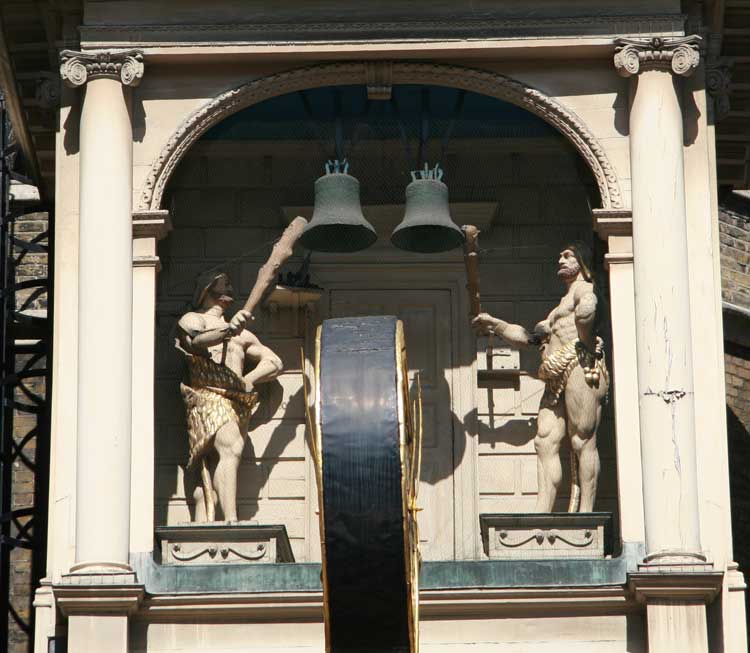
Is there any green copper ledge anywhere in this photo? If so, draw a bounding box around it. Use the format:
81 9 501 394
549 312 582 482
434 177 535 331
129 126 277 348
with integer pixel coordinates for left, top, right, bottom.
130 542 644 595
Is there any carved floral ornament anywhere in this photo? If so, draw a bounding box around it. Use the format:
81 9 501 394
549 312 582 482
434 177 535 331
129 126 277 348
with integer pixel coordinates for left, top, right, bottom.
706 61 732 121
59 49 144 88
613 35 702 78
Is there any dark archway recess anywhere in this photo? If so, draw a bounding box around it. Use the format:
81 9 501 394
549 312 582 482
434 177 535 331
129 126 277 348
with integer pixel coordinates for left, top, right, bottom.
190 84 600 210
142 64 621 212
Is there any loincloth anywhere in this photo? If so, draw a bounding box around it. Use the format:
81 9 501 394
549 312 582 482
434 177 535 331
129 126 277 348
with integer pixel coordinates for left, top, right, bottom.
538 337 608 408
180 354 259 469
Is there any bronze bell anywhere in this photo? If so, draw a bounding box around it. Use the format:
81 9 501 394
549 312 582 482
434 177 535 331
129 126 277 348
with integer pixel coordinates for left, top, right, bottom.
391 164 465 253
300 160 377 253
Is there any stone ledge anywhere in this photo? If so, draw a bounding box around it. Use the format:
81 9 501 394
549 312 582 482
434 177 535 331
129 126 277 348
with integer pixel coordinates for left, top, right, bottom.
132 209 172 240
139 585 637 621
58 568 138 585
592 208 632 239
53 584 145 616
627 571 724 604
131 542 645 596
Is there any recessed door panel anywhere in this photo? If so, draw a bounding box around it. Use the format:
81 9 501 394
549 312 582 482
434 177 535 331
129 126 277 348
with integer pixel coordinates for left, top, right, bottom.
330 289 455 560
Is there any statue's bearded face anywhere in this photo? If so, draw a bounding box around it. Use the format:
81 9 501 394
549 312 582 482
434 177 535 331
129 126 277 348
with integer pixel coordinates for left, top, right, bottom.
557 248 581 281
208 274 235 308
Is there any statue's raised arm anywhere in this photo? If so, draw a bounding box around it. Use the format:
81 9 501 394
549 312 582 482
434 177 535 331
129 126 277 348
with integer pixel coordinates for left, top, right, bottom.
174 217 307 523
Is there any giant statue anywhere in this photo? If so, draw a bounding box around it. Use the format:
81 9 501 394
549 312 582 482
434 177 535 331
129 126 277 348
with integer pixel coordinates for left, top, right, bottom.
176 271 283 522
472 242 609 513
174 217 307 523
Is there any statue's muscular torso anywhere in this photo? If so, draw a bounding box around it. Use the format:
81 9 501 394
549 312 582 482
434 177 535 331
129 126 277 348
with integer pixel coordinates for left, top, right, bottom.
535 279 596 358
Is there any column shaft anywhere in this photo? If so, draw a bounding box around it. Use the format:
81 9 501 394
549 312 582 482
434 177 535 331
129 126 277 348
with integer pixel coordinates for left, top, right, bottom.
629 68 701 558
74 77 133 568
68 615 130 653
646 601 709 652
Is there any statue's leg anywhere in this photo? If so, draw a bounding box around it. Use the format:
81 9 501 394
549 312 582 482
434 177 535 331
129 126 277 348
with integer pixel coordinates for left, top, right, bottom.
564 366 607 512
192 454 218 522
533 397 567 512
192 483 207 522
212 420 245 521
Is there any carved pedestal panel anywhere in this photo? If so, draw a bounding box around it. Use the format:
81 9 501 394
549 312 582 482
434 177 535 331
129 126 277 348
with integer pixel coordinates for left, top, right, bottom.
155 523 295 565
480 513 612 560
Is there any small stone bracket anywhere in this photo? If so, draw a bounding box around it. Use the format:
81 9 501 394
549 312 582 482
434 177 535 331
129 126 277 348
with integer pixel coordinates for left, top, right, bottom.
132 209 172 240
365 61 393 100
592 208 632 239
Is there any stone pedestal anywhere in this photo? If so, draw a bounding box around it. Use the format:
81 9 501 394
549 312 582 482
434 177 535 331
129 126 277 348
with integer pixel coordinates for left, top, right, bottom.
480 513 612 560
155 523 295 565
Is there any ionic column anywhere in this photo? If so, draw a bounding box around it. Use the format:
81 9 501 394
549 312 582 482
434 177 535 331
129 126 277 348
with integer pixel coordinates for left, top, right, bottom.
615 36 722 653
614 36 704 562
59 50 143 572
54 48 145 653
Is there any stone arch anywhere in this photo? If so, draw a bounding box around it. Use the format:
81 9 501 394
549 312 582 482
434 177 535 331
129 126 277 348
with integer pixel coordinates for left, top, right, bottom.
139 62 622 211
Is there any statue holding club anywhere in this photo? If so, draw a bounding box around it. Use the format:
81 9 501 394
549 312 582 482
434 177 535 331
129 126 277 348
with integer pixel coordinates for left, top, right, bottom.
175 218 306 522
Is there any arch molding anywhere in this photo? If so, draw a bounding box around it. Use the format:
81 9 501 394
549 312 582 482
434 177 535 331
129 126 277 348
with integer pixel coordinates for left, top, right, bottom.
139 62 622 211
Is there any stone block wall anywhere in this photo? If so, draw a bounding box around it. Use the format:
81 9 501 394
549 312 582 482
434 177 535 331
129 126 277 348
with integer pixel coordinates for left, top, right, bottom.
155 134 618 562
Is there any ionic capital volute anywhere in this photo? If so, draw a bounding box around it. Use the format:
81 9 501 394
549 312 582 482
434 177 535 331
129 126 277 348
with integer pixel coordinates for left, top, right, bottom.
613 36 702 78
60 49 144 88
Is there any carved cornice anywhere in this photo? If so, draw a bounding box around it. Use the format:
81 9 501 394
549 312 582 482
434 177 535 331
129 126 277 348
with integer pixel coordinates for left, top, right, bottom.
706 60 732 122
59 49 144 88
613 36 702 77
140 63 622 211
79 14 686 47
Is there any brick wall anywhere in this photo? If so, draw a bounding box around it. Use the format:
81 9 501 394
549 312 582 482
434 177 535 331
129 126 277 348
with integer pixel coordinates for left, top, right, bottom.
6 209 49 653
720 193 750 311
720 192 750 636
